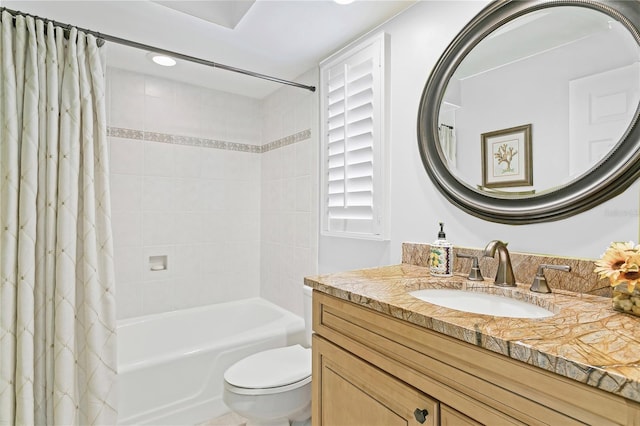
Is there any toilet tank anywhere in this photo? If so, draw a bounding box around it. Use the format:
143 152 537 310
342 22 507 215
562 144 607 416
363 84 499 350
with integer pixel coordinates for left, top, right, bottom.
303 286 313 347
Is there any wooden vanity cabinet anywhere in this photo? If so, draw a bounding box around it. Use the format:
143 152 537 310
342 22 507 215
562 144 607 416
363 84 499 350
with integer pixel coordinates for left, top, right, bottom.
312 290 640 426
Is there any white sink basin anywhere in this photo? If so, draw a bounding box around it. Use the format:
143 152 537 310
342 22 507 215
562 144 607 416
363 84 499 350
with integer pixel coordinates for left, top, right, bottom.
409 289 554 319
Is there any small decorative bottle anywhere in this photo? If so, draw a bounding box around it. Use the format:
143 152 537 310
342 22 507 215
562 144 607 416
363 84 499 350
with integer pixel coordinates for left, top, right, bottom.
429 222 453 277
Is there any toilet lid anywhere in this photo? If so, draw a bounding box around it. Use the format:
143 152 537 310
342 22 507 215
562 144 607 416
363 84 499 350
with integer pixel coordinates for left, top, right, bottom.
224 344 311 389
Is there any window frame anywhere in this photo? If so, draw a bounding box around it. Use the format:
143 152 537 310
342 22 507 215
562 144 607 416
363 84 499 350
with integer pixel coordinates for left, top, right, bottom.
319 32 389 240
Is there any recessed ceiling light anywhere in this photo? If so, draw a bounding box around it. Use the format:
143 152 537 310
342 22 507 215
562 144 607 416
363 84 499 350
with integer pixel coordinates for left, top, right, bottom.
146 52 177 67
334 0 354 4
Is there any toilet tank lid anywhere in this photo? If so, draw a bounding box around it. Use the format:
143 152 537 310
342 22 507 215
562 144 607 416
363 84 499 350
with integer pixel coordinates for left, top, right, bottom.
224 344 311 389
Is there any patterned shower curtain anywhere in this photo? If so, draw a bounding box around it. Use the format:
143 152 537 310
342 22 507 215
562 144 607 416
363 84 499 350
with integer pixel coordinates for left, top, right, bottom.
0 11 117 425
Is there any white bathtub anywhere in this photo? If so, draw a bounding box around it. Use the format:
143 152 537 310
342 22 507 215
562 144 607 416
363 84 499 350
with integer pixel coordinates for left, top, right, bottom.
117 298 306 425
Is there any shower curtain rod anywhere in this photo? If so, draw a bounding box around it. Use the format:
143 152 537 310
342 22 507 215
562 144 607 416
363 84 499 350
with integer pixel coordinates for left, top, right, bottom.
1 7 317 93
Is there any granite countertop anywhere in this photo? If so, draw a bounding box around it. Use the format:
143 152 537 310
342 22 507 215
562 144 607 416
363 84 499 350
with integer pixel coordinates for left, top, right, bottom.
305 263 640 403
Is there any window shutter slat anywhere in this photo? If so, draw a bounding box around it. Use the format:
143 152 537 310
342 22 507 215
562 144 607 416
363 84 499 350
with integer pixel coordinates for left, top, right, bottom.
327 125 345 139
348 176 373 192
347 161 373 178
348 58 373 80
328 141 345 156
328 104 345 118
348 132 373 150
348 77 374 98
327 155 345 169
347 102 373 124
346 148 373 165
328 164 344 177
346 118 373 137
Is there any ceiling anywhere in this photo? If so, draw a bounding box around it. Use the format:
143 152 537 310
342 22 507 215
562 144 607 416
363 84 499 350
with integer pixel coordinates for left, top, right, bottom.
2 0 417 98
455 5 616 80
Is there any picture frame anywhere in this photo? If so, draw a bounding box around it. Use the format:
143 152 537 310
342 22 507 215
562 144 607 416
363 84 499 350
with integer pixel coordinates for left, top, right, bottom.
481 124 532 188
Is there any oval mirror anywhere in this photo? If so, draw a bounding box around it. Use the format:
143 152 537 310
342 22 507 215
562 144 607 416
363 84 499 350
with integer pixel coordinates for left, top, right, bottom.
417 0 640 224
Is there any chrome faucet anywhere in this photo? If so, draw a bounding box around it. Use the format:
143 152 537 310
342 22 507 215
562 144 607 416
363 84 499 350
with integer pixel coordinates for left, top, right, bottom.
530 264 571 293
483 240 516 287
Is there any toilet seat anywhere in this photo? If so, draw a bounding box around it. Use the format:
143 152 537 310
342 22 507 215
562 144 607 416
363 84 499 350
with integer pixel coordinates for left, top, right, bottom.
224 345 311 395
225 375 311 396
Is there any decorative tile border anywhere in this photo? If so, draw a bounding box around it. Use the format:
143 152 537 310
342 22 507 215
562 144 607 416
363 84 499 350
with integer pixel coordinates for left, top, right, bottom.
107 127 311 154
261 129 311 153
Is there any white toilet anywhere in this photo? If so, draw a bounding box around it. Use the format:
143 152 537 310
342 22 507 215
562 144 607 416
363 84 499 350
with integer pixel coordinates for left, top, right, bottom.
223 286 313 426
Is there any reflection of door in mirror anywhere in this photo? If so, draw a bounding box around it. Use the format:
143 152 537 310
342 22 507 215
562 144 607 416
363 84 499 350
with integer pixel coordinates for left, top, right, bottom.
569 62 640 179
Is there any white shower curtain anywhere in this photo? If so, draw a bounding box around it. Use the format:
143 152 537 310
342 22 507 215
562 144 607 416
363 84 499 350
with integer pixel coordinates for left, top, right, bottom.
438 124 457 168
0 11 117 426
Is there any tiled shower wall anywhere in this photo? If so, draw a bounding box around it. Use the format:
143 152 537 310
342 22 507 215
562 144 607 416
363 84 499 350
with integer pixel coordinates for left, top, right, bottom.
107 67 317 319
261 69 319 317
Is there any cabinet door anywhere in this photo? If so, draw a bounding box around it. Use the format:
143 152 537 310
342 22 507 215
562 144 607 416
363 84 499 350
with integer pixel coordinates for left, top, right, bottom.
441 404 482 426
313 335 438 426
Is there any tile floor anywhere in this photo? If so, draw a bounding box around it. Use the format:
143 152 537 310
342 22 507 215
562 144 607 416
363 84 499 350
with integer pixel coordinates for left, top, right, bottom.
199 412 247 426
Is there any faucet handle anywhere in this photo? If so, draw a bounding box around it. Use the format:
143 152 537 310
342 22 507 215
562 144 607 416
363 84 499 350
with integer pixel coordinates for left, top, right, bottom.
456 253 484 281
530 264 571 293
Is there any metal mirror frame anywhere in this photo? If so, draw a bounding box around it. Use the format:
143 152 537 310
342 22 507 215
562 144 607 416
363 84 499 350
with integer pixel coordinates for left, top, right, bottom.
417 0 640 224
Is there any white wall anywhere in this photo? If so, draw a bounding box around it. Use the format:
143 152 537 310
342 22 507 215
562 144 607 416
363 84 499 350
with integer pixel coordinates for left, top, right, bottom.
319 1 640 273
108 68 262 319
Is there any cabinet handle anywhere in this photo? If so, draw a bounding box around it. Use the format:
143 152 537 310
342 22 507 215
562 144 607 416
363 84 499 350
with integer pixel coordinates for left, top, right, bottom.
414 408 429 424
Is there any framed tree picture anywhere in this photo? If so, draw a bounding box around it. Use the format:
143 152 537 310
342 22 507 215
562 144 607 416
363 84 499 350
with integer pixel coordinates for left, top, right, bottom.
481 124 532 188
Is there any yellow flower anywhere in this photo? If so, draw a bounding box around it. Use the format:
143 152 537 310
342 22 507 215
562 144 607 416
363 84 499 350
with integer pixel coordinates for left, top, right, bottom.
594 241 640 291
620 254 640 292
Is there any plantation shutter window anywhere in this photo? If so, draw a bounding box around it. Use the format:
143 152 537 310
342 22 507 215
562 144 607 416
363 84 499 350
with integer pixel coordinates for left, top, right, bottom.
320 33 388 239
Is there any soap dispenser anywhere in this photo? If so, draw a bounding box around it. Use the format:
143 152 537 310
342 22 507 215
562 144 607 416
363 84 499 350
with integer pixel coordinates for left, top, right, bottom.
429 222 453 277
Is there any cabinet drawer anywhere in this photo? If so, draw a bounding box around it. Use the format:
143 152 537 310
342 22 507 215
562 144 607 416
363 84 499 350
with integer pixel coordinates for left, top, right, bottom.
313 335 439 426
